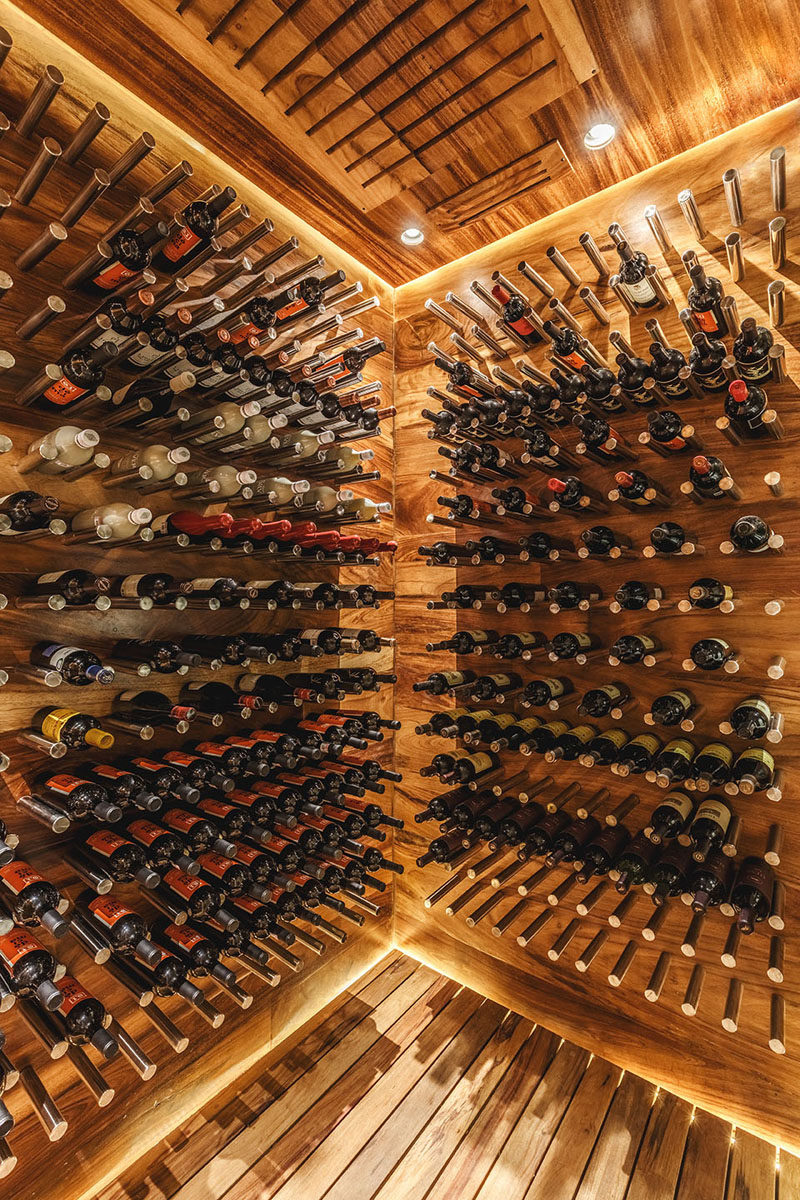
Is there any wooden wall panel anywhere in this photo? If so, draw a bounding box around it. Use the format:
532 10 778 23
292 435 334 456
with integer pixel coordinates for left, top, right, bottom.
394 99 800 1153
0 19 396 1199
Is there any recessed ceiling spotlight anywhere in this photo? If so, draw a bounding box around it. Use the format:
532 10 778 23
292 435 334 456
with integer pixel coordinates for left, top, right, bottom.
584 123 616 150
400 226 425 246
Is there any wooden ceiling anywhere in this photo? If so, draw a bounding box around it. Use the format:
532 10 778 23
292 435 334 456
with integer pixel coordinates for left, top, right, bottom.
20 0 800 283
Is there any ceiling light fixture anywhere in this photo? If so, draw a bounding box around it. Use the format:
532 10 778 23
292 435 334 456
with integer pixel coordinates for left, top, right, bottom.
400 226 425 246
584 123 616 150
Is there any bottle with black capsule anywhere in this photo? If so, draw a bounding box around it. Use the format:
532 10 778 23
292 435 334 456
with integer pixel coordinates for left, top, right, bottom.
687 262 726 337
611 831 657 893
732 316 773 383
648 342 691 398
610 580 662 612
608 634 659 667
578 683 631 720
679 578 734 613
650 739 695 789
544 724 598 762
646 690 697 730
692 743 734 792
546 631 596 664
723 514 783 554
615 351 655 405
76 892 159 964
723 697 775 742
647 520 693 556
684 798 731 861
646 792 694 844
730 748 776 795
542 320 587 368
689 331 727 392
687 637 737 673
0 862 69 936
646 409 692 453
614 734 662 777
574 825 630 882
687 849 733 914
547 581 600 612
646 842 693 906
731 856 773 933
546 813 603 867
521 677 573 709
578 525 631 559
577 365 625 413
579 727 630 767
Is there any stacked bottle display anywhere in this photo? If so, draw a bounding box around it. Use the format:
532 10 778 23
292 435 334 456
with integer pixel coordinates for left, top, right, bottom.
0 38 400 1176
411 212 789 1049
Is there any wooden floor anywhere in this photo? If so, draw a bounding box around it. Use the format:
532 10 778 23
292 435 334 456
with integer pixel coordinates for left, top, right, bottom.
98 951 793 1200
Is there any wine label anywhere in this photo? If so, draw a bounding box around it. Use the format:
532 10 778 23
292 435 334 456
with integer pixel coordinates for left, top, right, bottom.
0 927 42 965
162 751 199 768
621 277 658 305
698 743 734 765
663 739 695 760
692 309 722 334
196 852 231 880
599 729 630 749
44 774 84 794
163 867 206 900
484 674 513 688
40 644 84 671
92 260 138 290
92 764 128 781
162 225 202 263
86 830 128 857
231 894 263 916
228 789 260 809
734 859 772 891
40 708 81 743
232 842 262 866
36 571 69 585
193 743 228 758
658 792 694 819
275 296 307 322
568 726 596 744
89 895 134 927
737 355 771 382
43 377 88 406
659 378 690 398
0 860 45 893
693 800 731 827
162 809 203 834
198 797 235 819
127 343 168 367
736 748 775 769
487 714 516 730
465 752 493 770
515 718 543 734
91 326 131 348
132 758 166 773
127 819 164 846
164 924 205 951
57 976 94 1015
561 350 587 369
252 782 287 799
438 671 470 686
628 735 662 753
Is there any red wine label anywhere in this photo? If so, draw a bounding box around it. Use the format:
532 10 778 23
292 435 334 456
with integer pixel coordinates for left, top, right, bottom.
164 923 205 951
301 814 327 831
228 789 259 809
0 927 41 965
225 737 256 749
43 377 88 406
275 297 307 322
92 261 138 290
168 706 194 721
229 322 261 345
44 774 83 793
162 751 197 767
197 852 230 879
250 730 281 742
163 867 206 900
88 895 134 927
508 315 536 336
692 309 719 334
0 861 45 894
274 771 310 786
231 894 263 915
86 830 128 857
127 819 164 847
198 797 234 819
562 351 586 369
232 842 261 866
162 809 202 834
194 743 227 758
261 836 290 854
253 783 286 800
92 765 128 780
132 758 165 773
162 225 201 263
57 976 93 1015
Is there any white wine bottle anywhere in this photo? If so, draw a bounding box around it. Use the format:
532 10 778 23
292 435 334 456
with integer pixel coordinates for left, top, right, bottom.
107 444 191 484
183 466 257 498
71 502 152 542
19 426 100 475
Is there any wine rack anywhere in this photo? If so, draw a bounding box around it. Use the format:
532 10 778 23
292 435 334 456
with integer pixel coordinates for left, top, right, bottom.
393 111 800 1150
0 20 397 1195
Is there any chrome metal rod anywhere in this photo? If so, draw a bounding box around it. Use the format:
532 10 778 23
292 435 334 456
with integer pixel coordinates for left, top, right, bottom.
578 232 610 277
225 217 275 257
725 232 745 282
16 65 64 137
62 102 111 165
770 147 786 211
144 159 193 204
644 203 672 252
16 295 66 339
66 1045 115 1106
768 343 786 381
217 203 250 237
64 240 113 290
546 245 581 286
104 196 155 241
106 1018 157 1079
768 280 785 327
106 131 156 186
15 222 67 272
548 296 582 332
645 264 670 306
14 136 61 204
722 168 744 226
678 188 707 239
578 286 610 324
59 167 110 228
608 274 637 315
721 294 740 337
769 217 786 269
517 260 554 297
19 1067 67 1140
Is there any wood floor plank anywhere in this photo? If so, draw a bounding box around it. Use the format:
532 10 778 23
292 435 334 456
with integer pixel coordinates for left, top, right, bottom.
726 1130 777 1200
97 951 410 1200
174 963 444 1200
573 1072 654 1200
676 1109 732 1200
779 1149 800 1199
370 1013 535 1200
258 987 486 1200
423 1026 561 1200
322 1001 510 1200
626 1091 693 1200
523 1055 620 1200
472 1040 591 1200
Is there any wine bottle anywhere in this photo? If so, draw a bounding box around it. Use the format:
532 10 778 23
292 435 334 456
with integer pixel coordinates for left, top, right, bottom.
615 734 662 777
521 677 573 709
645 409 693 454
610 580 662 612
731 856 773 933
35 708 114 751
111 574 191 612
546 814 603 867
646 791 694 844
518 720 570 756
80 222 167 297
608 633 660 668
493 583 546 613
578 524 631 558
517 810 570 859
412 671 475 696
34 771 120 822
725 380 768 433
152 187 236 273
0 928 62 1009
76 892 160 965
544 724 598 762
122 817 196 874
692 743 734 792
0 862 69 936
613 239 659 309
577 683 631 719
30 643 114 687
647 344 691 399
615 351 655 405
419 750 500 784
489 716 544 753
24 569 112 611
575 825 629 882
684 798 731 861
35 343 118 411
22 426 100 475
71 502 153 542
722 697 775 741
0 490 63 536
425 630 498 655
678 578 734 613
547 581 600 612
730 748 776 795
490 283 541 344
108 373 196 430
108 444 191 485
609 469 667 507
650 739 695 788
546 632 596 664
546 475 602 512
541 320 587 368
611 831 657 893
645 690 697 730
645 842 693 906
689 331 727 392
722 514 783 554
578 727 630 767
732 316 773 382
687 262 726 336
645 520 697 557
687 455 736 500
687 850 733 913
686 638 737 673
73 830 160 889
112 691 196 734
